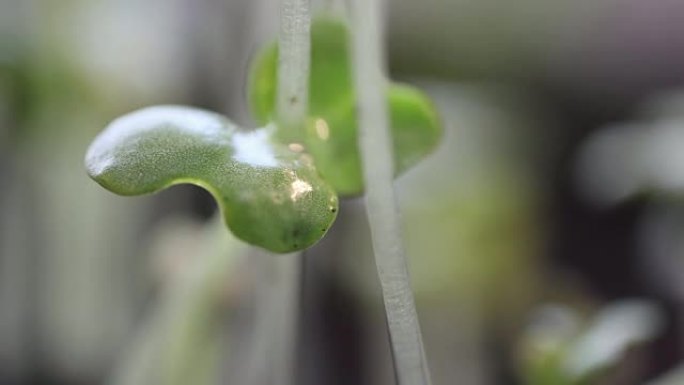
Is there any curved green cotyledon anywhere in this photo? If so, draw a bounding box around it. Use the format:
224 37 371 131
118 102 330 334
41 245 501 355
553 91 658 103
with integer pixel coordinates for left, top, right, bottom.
85 105 338 253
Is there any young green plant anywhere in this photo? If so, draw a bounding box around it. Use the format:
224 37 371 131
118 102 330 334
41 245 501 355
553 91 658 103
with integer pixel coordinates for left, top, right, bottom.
85 3 441 384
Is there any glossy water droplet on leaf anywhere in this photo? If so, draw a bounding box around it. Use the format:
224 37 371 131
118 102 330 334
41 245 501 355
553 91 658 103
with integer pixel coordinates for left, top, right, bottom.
248 17 442 196
85 106 338 253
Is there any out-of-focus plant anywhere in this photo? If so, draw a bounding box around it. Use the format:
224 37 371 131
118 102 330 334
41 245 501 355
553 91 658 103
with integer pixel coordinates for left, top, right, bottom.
574 92 684 385
576 92 684 205
518 300 664 385
108 217 248 385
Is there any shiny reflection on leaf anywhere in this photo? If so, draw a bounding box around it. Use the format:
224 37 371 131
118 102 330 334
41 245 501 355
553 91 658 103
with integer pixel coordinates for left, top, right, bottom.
314 118 330 140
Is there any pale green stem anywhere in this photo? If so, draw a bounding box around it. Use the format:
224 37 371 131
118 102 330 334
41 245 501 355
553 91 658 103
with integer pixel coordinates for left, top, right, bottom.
349 1 432 384
269 253 302 385
241 255 288 385
277 0 311 133
268 1 312 385
243 251 301 385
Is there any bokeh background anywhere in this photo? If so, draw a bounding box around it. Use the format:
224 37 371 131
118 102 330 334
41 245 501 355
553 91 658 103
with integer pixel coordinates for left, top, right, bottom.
3 0 684 384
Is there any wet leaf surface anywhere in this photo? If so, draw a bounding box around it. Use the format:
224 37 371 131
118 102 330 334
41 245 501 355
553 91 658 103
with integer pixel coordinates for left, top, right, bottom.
86 106 338 253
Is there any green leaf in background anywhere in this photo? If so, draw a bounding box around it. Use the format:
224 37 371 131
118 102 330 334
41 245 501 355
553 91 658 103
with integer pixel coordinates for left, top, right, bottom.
248 16 442 196
518 301 664 385
85 106 338 253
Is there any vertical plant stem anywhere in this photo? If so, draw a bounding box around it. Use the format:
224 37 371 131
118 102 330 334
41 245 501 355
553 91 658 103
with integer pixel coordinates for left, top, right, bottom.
269 253 302 385
277 0 311 134
242 252 301 385
349 1 432 385
269 1 311 385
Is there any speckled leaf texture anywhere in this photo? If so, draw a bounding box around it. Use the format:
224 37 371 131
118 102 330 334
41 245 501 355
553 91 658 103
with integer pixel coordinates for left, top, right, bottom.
85 106 338 253
249 16 442 196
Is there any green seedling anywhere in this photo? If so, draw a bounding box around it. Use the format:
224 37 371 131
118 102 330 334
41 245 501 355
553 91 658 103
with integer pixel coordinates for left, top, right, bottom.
84 16 440 254
84 7 441 384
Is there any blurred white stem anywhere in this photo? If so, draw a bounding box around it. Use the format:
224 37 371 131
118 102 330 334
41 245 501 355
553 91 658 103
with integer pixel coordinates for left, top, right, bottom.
270 254 302 385
350 1 432 384
242 251 302 385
